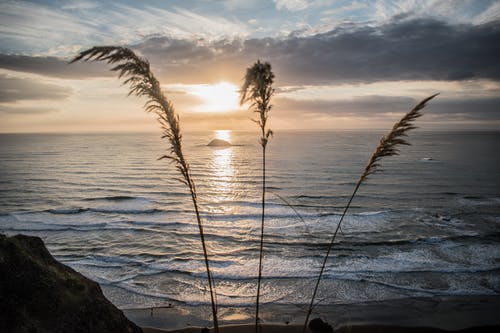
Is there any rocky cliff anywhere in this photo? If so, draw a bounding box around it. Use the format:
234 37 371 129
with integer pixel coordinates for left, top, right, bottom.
0 233 142 333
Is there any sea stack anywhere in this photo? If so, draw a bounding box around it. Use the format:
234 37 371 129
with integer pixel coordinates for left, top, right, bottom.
207 138 231 147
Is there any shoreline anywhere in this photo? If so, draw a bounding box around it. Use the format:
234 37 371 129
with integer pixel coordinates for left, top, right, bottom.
123 295 500 332
141 324 500 333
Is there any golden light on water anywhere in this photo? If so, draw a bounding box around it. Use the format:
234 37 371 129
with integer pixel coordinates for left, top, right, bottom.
213 147 233 178
189 82 240 113
212 130 233 180
208 130 236 210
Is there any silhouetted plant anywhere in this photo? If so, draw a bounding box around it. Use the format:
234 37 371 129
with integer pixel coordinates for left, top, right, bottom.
70 46 220 333
271 192 311 234
303 93 439 332
240 60 275 332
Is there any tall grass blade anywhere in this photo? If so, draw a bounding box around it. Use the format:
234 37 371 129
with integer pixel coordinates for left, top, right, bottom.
70 46 220 333
240 60 275 333
270 192 311 234
302 93 439 332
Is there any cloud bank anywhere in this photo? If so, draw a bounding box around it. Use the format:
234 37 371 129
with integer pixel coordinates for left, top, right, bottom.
135 18 500 85
1 15 498 130
0 75 72 102
0 55 112 79
2 18 499 86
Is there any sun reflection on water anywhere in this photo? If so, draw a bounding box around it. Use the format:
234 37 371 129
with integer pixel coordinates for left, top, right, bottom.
208 130 236 212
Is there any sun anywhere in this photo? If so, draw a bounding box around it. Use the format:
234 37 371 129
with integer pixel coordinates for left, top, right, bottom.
189 81 241 113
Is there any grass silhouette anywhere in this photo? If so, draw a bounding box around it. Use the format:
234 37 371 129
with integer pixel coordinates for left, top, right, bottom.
240 60 275 333
302 93 439 332
70 46 220 333
70 46 439 333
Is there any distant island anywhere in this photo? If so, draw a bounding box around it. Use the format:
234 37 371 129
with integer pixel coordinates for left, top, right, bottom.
207 138 231 147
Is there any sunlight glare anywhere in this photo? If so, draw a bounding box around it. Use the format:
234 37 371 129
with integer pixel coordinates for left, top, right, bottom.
190 82 240 113
215 129 232 142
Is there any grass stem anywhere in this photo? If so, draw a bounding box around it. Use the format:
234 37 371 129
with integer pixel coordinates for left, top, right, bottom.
71 46 220 333
302 93 438 332
240 60 275 333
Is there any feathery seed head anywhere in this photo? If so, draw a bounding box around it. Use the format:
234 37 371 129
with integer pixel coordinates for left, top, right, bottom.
71 45 219 333
71 46 189 185
360 93 439 182
240 60 275 148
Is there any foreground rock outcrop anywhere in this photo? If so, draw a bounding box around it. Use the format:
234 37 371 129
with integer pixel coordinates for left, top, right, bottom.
0 233 142 333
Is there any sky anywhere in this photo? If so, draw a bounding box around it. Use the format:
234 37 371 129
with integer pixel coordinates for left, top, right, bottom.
0 0 499 133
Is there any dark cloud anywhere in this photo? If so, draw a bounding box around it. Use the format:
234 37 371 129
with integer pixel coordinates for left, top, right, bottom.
0 54 112 78
1 18 498 86
274 95 500 121
275 95 418 117
428 97 500 120
135 18 500 85
0 74 72 102
0 105 57 114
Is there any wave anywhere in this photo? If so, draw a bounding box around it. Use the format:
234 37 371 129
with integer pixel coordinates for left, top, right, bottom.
75 254 147 266
329 234 495 248
89 207 163 214
100 269 500 308
203 211 318 221
325 266 500 278
43 206 168 215
0 222 162 233
360 272 498 296
83 195 138 201
70 252 500 283
42 206 190 216
125 220 186 228
48 208 88 214
1 226 111 233
319 210 388 217
295 194 375 200
102 282 178 306
458 195 500 206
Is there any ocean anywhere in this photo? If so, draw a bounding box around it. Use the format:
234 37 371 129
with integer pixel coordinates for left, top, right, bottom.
1 130 499 310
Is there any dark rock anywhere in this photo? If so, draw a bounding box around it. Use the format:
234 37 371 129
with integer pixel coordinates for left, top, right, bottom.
309 317 334 333
0 233 142 333
207 138 231 147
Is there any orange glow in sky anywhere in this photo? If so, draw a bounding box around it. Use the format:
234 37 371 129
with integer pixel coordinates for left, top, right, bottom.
187 82 241 113
1 1 498 133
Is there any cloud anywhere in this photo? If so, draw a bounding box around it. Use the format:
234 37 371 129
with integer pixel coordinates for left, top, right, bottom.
321 1 369 17
370 0 500 26
132 18 500 85
274 0 310 12
1 0 499 58
473 1 500 25
0 105 57 115
0 54 112 79
427 97 500 120
61 1 100 11
275 95 417 117
2 18 499 86
0 74 72 102
0 1 248 55
274 95 500 122
270 18 500 84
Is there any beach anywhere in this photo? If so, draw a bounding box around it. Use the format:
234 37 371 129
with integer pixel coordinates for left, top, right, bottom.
125 295 500 332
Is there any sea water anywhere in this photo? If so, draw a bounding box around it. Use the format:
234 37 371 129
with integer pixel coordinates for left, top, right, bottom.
1 130 499 309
